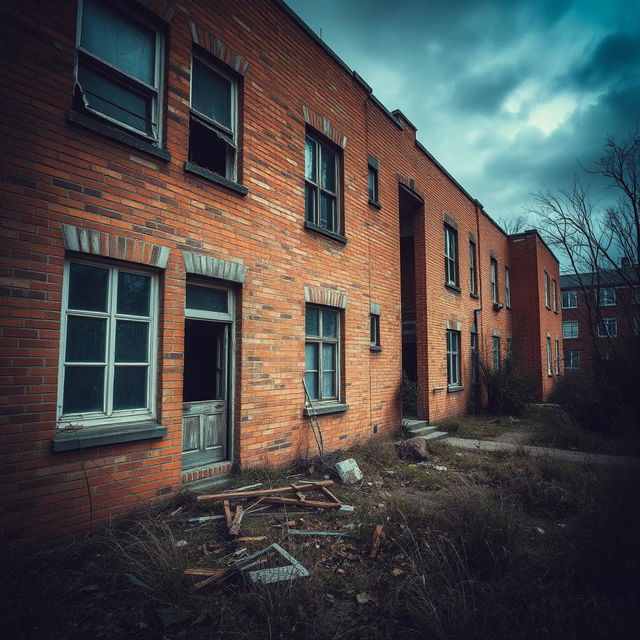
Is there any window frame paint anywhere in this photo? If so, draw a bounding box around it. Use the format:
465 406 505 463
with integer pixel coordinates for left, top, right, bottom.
74 0 164 143
469 240 477 295
544 271 550 307
490 258 499 303
562 290 577 309
563 320 579 339
304 305 341 404
304 133 341 234
546 336 552 375
370 313 381 348
554 338 560 375
446 329 461 387
57 258 158 428
444 225 458 287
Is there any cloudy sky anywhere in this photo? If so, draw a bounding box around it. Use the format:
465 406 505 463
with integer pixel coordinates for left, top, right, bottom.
285 0 640 234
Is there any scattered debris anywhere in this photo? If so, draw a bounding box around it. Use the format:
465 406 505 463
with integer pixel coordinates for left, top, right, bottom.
356 591 376 605
391 567 404 577
175 539 188 548
235 543 309 585
197 480 336 502
228 505 244 537
335 459 363 484
234 536 267 543
433 465 448 472
168 506 183 517
228 483 263 492
223 500 233 529
287 529 355 538
369 524 384 559
397 436 432 461
156 607 192 629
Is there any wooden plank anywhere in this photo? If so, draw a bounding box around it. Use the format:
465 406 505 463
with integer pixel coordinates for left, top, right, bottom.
196 480 334 502
185 568 228 577
228 505 244 537
223 500 232 530
319 486 342 504
261 496 342 509
234 536 267 543
190 567 235 591
369 524 384 559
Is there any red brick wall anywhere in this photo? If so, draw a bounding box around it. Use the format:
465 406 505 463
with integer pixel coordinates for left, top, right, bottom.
0 0 558 550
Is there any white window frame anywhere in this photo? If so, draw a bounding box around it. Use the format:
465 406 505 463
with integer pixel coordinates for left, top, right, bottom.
563 321 579 339
189 53 238 180
57 259 158 428
546 337 552 375
552 279 557 312
554 339 560 375
597 317 617 338
598 288 616 307
490 258 498 303
562 291 577 309
565 350 580 370
446 330 461 387
505 266 511 308
444 225 458 287
75 0 164 143
544 271 549 307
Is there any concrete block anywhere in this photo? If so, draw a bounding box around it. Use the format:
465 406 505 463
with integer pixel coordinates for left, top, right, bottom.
335 458 363 484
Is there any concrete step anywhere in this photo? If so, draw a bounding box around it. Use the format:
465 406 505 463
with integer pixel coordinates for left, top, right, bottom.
403 419 429 431
407 425 439 437
422 430 449 441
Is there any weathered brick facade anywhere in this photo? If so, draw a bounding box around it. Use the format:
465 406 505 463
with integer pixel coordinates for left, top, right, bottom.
0 0 560 550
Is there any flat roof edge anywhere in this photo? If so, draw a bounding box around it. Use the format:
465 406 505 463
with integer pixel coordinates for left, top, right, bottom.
509 229 560 264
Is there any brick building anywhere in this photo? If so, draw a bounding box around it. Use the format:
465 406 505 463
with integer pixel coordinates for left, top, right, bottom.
0 0 561 549
560 268 640 371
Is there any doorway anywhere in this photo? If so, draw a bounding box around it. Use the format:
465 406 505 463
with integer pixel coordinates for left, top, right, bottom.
182 283 234 469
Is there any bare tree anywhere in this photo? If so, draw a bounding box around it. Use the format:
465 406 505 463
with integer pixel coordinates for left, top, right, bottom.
498 213 529 235
528 129 640 358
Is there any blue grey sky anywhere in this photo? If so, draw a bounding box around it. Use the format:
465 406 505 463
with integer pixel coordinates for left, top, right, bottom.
285 0 640 229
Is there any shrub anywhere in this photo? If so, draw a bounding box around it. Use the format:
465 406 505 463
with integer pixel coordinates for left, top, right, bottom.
480 356 531 416
399 371 418 415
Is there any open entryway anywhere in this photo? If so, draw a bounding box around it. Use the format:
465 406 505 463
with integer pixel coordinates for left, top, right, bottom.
182 283 234 469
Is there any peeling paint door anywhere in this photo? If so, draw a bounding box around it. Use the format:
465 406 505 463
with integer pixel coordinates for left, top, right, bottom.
182 284 234 469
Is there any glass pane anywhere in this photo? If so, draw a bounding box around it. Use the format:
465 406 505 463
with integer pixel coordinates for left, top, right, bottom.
320 193 335 231
65 316 106 362
322 343 336 370
63 366 104 413
322 371 336 398
322 310 338 338
305 342 318 371
68 263 109 311
186 284 228 313
113 366 147 410
305 183 316 223
320 145 336 191
305 307 319 336
368 168 376 201
304 371 319 401
117 272 150 316
78 64 152 135
81 0 155 85
192 58 232 129
115 320 148 362
305 137 316 181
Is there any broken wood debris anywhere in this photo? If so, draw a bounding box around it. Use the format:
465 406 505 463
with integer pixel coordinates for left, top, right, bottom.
369 524 384 559
287 529 355 538
223 500 233 529
168 506 183 517
196 480 335 502
261 496 342 509
228 505 244 537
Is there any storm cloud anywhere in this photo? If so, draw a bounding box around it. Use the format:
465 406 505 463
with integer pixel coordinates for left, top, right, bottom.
285 0 640 237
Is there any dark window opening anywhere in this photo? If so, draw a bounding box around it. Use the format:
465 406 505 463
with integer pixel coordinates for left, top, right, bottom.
189 116 232 178
183 319 225 402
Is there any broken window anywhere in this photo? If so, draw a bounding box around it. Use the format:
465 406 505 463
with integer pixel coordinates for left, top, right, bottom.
75 0 162 141
59 260 157 426
189 56 237 180
305 306 340 403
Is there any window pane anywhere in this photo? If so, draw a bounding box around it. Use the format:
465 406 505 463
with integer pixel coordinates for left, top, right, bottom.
304 371 319 401
305 137 316 181
305 342 318 371
368 168 376 201
320 145 336 191
113 366 147 410
320 193 335 231
186 285 228 313
322 343 336 370
305 307 319 336
322 371 336 398
191 58 232 129
65 316 106 362
68 263 109 311
305 183 316 223
63 366 104 413
117 272 150 316
81 0 155 85
321 310 338 338
115 320 148 362
77 64 152 135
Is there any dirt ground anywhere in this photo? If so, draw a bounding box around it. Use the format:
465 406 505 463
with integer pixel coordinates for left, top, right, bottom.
2 425 640 640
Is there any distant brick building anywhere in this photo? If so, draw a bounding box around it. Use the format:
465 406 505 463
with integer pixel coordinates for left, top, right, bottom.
560 268 640 370
0 0 561 549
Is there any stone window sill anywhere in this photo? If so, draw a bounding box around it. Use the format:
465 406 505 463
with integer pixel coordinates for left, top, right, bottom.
370 345 382 352
303 403 349 417
470 292 479 299
68 111 170 162
447 385 465 393
184 161 248 195
304 221 348 244
368 199 382 210
52 421 166 452
445 283 461 294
